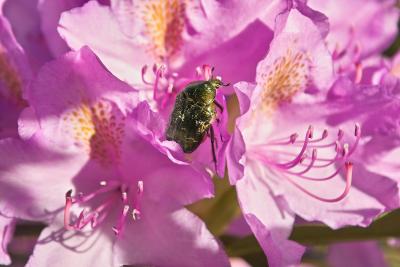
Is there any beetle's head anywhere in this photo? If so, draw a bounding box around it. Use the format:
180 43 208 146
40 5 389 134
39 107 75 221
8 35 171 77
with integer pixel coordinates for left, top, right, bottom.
208 67 230 88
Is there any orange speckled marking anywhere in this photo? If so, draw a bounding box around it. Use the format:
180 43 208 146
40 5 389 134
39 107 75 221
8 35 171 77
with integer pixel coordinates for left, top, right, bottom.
63 100 126 166
258 49 311 112
0 45 26 106
141 0 185 60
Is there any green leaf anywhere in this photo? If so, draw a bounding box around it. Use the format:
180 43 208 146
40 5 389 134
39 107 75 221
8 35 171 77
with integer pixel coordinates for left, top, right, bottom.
221 235 263 256
188 177 241 236
222 209 400 257
290 209 400 245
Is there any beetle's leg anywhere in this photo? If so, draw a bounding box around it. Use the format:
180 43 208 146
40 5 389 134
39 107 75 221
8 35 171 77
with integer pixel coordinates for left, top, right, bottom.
209 126 217 171
214 100 223 113
214 102 222 126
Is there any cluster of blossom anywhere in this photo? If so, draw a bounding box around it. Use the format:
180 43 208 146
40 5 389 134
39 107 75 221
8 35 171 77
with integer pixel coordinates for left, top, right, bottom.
0 0 399 266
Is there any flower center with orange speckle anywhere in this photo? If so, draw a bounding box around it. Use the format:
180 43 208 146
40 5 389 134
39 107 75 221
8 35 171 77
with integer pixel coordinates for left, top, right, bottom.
257 49 311 112
63 100 126 166
141 0 185 61
0 46 26 107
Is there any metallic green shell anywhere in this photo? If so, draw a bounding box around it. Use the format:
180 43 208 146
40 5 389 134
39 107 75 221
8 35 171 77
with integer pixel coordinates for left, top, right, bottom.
166 79 221 153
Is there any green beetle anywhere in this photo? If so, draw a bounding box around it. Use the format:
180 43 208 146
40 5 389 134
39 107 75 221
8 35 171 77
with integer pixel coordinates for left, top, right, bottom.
166 73 228 164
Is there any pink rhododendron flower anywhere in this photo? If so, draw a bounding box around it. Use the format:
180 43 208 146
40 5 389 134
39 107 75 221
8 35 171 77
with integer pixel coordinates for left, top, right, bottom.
0 47 229 266
0 14 31 139
226 8 399 266
1 0 400 265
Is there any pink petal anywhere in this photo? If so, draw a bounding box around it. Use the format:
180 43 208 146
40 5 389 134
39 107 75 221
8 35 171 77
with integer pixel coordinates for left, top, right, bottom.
2 0 52 70
114 205 229 267
38 0 89 57
309 0 399 58
26 215 114 267
0 215 15 265
227 126 246 184
58 1 149 84
0 137 85 221
236 164 305 267
179 20 274 89
226 82 256 184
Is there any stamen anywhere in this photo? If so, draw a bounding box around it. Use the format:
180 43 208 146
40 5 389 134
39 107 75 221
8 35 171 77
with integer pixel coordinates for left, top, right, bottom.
141 65 153 85
75 195 116 230
132 209 141 221
348 123 361 155
63 180 142 233
153 64 166 101
353 42 362 62
311 144 342 168
332 42 344 60
286 149 317 175
290 162 345 181
342 143 349 157
322 129 328 139
283 162 353 202
290 133 298 144
152 63 158 74
338 129 344 140
137 180 144 193
354 62 363 83
250 125 359 203
132 180 144 220
76 210 98 230
354 123 361 137
195 66 202 78
308 126 314 139
264 133 298 146
64 190 75 230
202 65 213 80
76 181 119 203
112 205 130 236
276 126 313 169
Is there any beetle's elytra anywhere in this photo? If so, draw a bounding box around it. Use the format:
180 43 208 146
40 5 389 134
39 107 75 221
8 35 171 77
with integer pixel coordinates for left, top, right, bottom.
166 73 227 159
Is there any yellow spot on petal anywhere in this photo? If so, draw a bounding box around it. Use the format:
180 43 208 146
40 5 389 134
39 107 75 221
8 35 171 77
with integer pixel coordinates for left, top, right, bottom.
142 0 185 60
0 45 26 107
258 49 311 113
63 100 126 166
